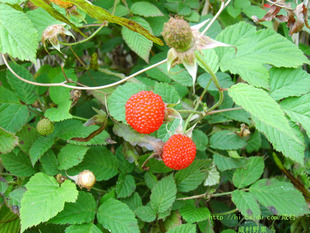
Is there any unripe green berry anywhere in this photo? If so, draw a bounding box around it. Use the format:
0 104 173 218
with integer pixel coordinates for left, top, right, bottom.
36 118 54 136
162 17 194 52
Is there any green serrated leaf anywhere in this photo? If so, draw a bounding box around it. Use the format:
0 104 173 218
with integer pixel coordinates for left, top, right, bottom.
108 82 146 122
197 48 219 74
280 93 310 138
116 174 136 199
213 154 246 171
156 118 181 142
68 147 118 181
6 63 38 104
57 144 89 170
246 130 261 153
154 82 180 104
8 188 26 209
121 192 142 211
97 198 139 233
144 171 158 189
175 160 209 192
65 223 102 233
210 130 246 150
228 83 300 143
122 17 152 62
0 180 8 193
0 127 18 153
192 129 208 151
166 224 196 233
249 178 310 216
179 205 210 223
131 2 163 17
29 136 55 166
40 150 58 176
0 86 19 104
231 190 261 219
150 175 177 214
0 204 20 233
0 3 38 62
253 117 305 165
135 205 156 222
0 150 36 177
216 22 309 88
204 163 220 186
49 191 96 225
233 157 264 188
16 124 40 154
45 100 72 122
270 68 310 100
0 104 29 133
20 173 78 232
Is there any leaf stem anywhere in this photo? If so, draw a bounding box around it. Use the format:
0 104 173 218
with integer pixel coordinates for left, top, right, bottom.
72 115 88 122
206 107 243 115
177 190 233 201
201 0 233 35
91 186 107 193
214 208 238 216
60 24 106 46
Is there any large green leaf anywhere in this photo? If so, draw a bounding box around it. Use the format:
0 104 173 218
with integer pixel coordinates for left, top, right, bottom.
253 117 305 165
108 83 146 122
166 224 196 233
29 135 55 166
0 150 36 177
269 68 310 100
0 104 29 133
65 223 102 233
97 198 139 233
116 174 136 199
150 175 177 214
216 22 308 88
130 2 163 17
68 147 119 181
209 130 246 150
0 127 18 153
6 63 38 104
0 204 20 233
233 157 264 188
0 3 38 62
249 178 309 216
154 82 180 104
49 191 96 224
134 205 156 222
20 173 78 232
57 144 89 170
16 125 40 154
231 190 261 219
228 83 300 143
175 160 209 192
179 205 210 223
122 17 152 63
280 93 310 137
213 154 246 171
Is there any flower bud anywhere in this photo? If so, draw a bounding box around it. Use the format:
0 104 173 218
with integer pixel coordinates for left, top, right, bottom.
162 17 194 52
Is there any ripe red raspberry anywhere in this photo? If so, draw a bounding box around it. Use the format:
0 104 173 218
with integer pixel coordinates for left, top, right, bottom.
125 91 165 134
162 134 196 170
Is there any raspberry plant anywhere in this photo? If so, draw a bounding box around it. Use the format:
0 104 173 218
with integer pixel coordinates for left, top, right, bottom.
0 0 310 233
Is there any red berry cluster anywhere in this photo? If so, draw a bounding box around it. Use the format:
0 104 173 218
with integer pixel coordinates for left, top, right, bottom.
125 91 165 134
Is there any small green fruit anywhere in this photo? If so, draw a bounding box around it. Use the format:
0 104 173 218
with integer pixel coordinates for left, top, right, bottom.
36 118 54 136
162 17 194 52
